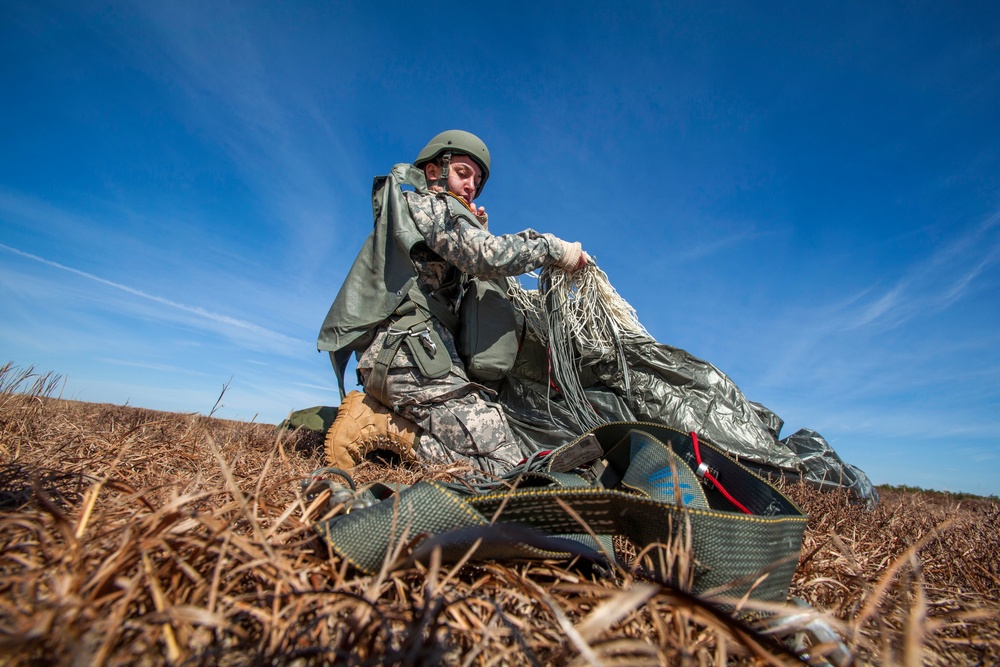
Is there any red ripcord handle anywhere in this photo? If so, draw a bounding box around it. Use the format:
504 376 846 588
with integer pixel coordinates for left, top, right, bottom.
690 431 753 515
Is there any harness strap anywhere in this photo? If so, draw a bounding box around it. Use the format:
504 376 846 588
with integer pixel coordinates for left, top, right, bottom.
408 283 459 333
365 285 460 407
367 302 426 407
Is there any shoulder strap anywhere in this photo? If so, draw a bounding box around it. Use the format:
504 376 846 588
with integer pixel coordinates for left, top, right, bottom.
407 283 459 333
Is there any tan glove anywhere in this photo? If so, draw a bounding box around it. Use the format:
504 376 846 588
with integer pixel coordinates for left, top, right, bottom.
554 239 589 273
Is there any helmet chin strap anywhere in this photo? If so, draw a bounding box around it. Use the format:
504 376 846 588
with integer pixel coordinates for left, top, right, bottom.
435 151 452 192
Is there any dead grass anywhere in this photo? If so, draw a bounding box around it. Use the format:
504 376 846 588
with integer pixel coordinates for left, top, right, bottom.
785 482 999 665
1 363 997 665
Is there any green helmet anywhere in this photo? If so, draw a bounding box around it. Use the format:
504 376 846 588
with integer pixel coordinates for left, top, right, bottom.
415 130 491 197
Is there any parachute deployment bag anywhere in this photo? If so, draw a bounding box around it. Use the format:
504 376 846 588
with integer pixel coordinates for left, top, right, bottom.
457 277 520 382
315 421 807 604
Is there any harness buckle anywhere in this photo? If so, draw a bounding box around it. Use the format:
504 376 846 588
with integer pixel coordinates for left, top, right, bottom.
386 326 438 356
416 329 437 355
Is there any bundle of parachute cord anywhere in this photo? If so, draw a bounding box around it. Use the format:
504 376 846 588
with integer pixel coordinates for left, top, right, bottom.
505 258 651 431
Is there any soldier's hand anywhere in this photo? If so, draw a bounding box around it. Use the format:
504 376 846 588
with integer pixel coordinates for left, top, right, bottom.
471 203 488 227
567 250 590 273
554 240 589 273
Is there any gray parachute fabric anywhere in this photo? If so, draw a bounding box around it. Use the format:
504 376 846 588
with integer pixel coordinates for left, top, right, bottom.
779 429 877 500
497 274 878 506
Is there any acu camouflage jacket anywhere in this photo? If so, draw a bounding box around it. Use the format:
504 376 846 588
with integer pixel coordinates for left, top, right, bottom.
316 163 569 396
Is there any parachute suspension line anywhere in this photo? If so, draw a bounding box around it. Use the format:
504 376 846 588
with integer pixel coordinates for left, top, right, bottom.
505 262 651 431
543 267 603 430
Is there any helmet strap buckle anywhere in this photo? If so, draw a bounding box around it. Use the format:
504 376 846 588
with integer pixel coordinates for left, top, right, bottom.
436 151 452 191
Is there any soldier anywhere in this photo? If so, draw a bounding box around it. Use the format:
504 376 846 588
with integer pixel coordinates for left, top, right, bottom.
318 130 588 474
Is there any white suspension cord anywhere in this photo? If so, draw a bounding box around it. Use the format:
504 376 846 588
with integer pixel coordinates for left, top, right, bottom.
506 262 650 431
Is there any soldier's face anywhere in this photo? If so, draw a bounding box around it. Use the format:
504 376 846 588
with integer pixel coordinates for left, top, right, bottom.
425 155 483 204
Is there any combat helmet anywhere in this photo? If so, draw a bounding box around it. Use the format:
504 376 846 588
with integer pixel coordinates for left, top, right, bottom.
415 130 491 197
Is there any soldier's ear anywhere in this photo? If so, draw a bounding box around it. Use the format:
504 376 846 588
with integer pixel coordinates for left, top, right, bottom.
424 162 441 181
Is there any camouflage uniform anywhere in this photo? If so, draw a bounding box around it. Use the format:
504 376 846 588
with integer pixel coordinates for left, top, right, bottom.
357 190 570 474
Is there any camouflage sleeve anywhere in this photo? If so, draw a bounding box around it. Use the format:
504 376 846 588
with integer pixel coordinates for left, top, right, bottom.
404 191 568 279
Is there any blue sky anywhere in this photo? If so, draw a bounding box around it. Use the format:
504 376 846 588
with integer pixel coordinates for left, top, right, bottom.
2 1 998 496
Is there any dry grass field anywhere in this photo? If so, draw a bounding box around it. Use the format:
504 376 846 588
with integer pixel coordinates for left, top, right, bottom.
1 364 997 666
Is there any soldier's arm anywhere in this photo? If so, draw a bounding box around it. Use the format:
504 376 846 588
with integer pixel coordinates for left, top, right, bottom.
405 192 575 279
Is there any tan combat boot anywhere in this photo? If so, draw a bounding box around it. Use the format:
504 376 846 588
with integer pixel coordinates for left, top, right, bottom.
325 391 421 469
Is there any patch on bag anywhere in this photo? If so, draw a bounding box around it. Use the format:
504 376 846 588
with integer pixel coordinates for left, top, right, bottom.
549 434 604 472
648 468 697 506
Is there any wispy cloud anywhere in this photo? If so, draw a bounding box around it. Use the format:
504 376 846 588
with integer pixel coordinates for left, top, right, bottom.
674 226 773 263
849 283 905 329
1 189 92 236
0 242 307 352
782 395 1000 442
98 357 214 376
747 210 1000 403
843 211 1000 332
119 2 361 270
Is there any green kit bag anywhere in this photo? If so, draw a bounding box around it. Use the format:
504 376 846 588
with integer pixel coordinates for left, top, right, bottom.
314 421 807 604
457 278 520 382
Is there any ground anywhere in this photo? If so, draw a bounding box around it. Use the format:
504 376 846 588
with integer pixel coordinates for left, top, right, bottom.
1 365 997 665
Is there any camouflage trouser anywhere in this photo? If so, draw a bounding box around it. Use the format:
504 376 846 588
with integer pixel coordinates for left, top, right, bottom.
358 321 528 475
